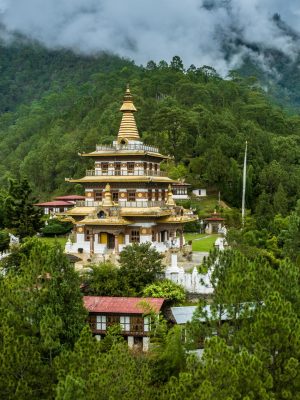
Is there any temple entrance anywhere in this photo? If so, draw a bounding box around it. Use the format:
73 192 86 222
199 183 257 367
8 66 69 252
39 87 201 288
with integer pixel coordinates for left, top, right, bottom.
108 234 115 249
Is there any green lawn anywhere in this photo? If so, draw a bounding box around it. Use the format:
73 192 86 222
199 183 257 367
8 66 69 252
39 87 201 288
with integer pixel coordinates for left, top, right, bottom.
184 233 220 252
38 236 68 247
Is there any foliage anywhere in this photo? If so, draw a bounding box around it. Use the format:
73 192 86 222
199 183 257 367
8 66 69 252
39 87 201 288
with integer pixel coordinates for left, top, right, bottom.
0 44 300 231
41 218 73 236
81 262 134 296
0 238 87 398
2 178 43 238
0 230 9 252
119 243 164 293
143 279 186 305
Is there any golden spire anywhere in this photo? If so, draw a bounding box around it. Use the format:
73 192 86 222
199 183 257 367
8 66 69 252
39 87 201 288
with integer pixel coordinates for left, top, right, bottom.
166 184 176 206
117 84 140 142
102 183 114 207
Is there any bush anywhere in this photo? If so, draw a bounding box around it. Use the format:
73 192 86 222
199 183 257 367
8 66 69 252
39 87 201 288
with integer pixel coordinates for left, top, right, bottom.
143 279 186 305
41 219 73 236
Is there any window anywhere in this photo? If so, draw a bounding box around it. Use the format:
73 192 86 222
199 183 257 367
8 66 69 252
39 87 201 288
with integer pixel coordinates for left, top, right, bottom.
143 162 147 172
120 316 130 331
101 162 108 174
154 164 158 172
130 230 140 243
155 189 159 201
127 162 135 174
107 315 120 327
112 191 119 202
85 228 91 241
148 189 152 201
97 211 106 219
161 189 166 201
94 191 102 201
96 315 106 330
130 316 144 333
144 317 151 332
115 162 121 175
127 190 136 201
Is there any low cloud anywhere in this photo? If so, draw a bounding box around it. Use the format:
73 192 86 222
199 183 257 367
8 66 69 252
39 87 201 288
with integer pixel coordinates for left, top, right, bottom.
1 0 300 74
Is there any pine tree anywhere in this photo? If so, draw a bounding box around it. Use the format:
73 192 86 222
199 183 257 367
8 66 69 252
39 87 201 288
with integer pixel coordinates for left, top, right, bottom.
4 178 43 238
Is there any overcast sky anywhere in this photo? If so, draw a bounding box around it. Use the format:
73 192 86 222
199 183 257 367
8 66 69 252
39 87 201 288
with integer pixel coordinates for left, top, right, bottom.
0 0 300 74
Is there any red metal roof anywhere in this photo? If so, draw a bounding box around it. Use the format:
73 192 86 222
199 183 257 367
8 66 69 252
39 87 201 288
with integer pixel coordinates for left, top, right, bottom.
34 201 73 207
83 296 164 314
205 217 225 221
172 182 191 186
55 195 85 200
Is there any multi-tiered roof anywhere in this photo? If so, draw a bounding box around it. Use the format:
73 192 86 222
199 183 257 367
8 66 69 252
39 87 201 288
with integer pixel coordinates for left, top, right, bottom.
63 86 196 254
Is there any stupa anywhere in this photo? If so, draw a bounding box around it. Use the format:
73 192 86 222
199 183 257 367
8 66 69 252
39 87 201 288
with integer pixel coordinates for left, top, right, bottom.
63 86 197 257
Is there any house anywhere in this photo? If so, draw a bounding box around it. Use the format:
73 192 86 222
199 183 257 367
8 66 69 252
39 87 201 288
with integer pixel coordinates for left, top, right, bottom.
84 296 165 351
172 182 190 200
35 195 85 215
192 188 207 197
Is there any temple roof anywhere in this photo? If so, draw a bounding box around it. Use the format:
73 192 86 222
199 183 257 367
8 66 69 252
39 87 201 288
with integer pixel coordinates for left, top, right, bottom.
66 176 176 184
117 85 140 142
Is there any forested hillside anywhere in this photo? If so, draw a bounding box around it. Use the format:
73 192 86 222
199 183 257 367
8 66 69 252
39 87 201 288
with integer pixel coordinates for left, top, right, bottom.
0 41 300 219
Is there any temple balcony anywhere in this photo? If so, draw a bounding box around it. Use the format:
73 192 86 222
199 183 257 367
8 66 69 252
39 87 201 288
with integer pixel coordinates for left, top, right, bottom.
75 200 167 208
85 169 168 177
95 143 159 153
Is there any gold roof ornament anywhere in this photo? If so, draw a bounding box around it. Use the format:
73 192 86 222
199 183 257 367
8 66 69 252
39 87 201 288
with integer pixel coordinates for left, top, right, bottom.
166 184 176 206
102 183 114 207
117 84 140 142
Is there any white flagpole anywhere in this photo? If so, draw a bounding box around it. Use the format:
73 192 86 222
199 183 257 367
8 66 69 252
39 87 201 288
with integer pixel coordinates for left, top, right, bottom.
242 141 248 228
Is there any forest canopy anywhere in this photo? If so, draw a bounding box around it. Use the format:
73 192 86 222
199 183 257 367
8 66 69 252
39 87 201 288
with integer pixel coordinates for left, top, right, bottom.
0 41 299 219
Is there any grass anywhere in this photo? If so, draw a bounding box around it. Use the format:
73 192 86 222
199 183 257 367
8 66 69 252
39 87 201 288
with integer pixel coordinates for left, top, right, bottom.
184 233 220 252
38 236 68 247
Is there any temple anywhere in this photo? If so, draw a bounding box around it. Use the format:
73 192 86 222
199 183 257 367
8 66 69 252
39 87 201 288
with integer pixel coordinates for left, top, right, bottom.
63 86 197 259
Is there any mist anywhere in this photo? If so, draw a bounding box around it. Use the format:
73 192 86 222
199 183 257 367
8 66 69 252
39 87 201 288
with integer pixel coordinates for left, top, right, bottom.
1 0 300 74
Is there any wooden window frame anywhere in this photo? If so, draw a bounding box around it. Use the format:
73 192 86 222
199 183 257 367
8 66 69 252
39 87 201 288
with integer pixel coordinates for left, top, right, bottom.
130 230 140 243
127 162 135 174
96 315 106 330
127 190 136 202
120 316 130 332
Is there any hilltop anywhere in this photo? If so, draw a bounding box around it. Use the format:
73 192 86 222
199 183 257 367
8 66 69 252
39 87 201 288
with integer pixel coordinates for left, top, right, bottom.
0 40 299 222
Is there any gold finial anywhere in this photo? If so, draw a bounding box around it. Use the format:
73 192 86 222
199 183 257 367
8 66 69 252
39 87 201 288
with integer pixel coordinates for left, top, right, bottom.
166 184 176 206
102 183 113 207
117 85 140 142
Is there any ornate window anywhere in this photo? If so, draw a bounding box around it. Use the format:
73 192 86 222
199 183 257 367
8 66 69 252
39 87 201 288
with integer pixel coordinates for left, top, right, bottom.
127 190 136 201
96 315 106 330
148 189 152 201
112 191 119 202
101 162 108 174
85 228 91 241
130 230 140 243
127 162 135 174
94 191 102 201
115 162 121 175
155 189 159 201
97 211 106 219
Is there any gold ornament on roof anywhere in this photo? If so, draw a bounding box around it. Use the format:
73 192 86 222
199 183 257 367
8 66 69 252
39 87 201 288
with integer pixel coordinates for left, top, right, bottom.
166 184 176 206
117 84 140 142
102 183 114 207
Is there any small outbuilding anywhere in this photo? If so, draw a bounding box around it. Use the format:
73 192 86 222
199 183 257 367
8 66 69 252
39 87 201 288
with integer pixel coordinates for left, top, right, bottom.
84 296 165 351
